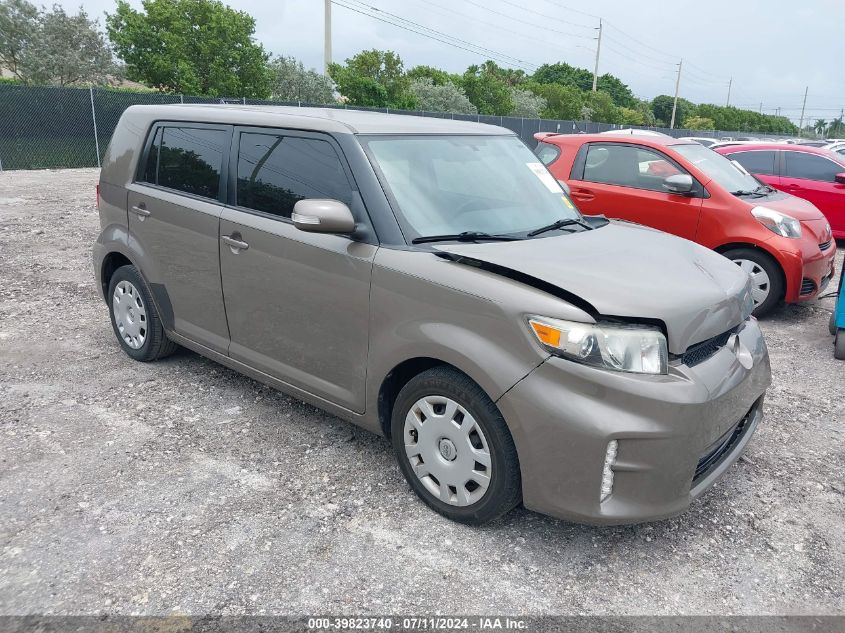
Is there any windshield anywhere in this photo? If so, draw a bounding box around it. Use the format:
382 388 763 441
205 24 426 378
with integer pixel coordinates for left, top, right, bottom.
673 143 762 193
362 135 582 239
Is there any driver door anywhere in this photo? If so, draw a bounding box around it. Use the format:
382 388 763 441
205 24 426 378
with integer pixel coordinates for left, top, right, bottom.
569 142 703 240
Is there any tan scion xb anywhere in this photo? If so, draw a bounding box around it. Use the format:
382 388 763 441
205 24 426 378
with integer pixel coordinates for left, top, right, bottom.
94 105 771 525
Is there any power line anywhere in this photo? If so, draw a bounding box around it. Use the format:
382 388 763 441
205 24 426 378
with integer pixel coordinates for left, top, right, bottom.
331 0 540 71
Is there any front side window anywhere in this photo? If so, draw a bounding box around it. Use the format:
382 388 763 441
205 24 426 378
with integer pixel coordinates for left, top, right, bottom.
729 150 777 176
154 126 227 199
673 142 761 193
363 135 581 239
784 151 842 182
236 132 352 218
581 144 683 192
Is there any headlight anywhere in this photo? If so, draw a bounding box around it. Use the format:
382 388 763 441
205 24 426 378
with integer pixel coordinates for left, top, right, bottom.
528 316 668 375
751 206 802 238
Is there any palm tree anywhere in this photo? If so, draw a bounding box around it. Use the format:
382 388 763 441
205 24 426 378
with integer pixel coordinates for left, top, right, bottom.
814 119 828 137
829 116 844 137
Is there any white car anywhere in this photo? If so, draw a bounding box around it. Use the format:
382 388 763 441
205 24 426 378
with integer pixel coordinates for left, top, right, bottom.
678 136 719 148
599 128 671 137
824 141 845 157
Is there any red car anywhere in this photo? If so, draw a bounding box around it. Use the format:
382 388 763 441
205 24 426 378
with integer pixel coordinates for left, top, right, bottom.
715 143 845 239
535 133 836 316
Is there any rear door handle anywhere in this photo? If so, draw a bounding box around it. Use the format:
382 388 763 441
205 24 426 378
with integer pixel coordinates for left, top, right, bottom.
571 190 595 202
131 204 150 219
221 234 249 252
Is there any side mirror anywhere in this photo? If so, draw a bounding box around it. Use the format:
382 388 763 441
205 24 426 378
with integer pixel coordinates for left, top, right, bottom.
835 173 845 184
663 173 694 194
292 199 355 234
557 179 571 195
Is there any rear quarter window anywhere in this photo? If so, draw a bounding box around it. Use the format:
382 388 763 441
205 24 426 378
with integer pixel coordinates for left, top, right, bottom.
535 142 561 166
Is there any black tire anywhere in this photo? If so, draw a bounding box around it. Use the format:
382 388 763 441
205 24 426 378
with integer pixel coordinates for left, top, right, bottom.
830 312 837 337
835 329 845 361
721 247 784 318
390 366 521 525
107 265 178 362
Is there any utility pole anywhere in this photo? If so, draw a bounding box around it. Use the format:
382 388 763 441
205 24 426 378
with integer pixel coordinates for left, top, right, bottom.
591 19 602 92
669 59 683 129
759 102 763 114
324 0 332 75
726 77 732 107
798 86 808 137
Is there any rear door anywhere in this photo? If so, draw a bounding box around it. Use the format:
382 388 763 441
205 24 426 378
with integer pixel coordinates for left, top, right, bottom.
127 122 232 353
568 142 704 240
725 149 780 188
780 150 845 232
218 127 376 412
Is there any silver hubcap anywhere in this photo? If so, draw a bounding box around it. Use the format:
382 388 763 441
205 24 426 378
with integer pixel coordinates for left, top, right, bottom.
112 280 147 349
404 395 492 507
733 258 771 306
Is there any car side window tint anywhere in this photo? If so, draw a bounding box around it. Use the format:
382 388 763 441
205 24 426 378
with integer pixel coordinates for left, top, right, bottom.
236 132 353 218
535 143 560 166
730 151 776 176
157 126 226 199
583 144 684 192
784 151 841 182
141 127 161 184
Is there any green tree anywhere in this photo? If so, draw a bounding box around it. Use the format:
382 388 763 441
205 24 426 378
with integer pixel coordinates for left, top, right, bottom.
509 87 545 118
683 115 715 130
814 119 828 137
525 82 583 119
0 0 38 79
652 95 694 127
0 0 117 85
584 90 622 123
106 0 270 97
269 56 333 104
619 107 645 126
829 116 845 137
460 64 512 115
531 62 634 107
328 49 412 108
408 77 476 114
406 64 458 86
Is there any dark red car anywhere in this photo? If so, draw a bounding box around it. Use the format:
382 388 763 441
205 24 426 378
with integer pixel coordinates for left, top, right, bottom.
535 133 836 316
715 143 845 239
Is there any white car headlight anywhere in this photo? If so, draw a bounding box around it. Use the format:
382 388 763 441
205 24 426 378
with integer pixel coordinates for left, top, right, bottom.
751 206 802 238
528 316 668 375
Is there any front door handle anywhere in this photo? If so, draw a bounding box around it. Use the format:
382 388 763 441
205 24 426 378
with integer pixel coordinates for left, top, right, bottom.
131 204 151 219
222 234 249 252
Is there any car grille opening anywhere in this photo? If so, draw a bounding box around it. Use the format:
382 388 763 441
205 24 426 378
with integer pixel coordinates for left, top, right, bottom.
693 399 759 483
682 325 739 368
800 278 816 296
819 239 833 251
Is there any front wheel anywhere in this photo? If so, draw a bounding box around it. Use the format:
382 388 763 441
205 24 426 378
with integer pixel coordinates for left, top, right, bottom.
835 329 845 360
722 248 784 318
390 366 521 525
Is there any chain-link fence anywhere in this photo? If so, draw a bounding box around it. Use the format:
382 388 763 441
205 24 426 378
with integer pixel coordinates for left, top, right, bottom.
0 84 791 171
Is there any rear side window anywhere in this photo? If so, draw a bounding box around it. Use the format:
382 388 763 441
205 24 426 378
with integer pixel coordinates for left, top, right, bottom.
140 125 227 200
236 132 352 218
784 151 841 182
730 150 777 176
535 142 560 166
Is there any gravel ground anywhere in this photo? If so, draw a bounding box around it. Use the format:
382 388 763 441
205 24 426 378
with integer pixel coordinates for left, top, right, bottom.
0 168 843 617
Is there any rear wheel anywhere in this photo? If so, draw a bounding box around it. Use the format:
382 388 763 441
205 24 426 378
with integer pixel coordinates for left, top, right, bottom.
835 329 845 360
390 366 521 525
722 248 784 317
108 265 178 362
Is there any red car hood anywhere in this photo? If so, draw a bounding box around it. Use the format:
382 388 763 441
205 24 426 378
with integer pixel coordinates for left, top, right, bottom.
755 192 826 222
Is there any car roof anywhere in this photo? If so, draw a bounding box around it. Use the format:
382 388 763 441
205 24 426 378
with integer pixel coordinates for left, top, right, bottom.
716 142 845 164
535 132 693 148
122 104 512 136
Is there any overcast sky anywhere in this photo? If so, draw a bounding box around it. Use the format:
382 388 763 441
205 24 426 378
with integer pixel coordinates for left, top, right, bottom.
68 0 844 124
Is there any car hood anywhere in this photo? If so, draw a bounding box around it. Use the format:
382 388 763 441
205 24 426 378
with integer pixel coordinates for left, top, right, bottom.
750 190 826 222
436 222 753 354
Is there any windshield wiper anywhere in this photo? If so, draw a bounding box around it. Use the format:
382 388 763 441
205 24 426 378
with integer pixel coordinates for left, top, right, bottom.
754 184 776 194
730 189 767 198
411 231 522 244
527 218 594 237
